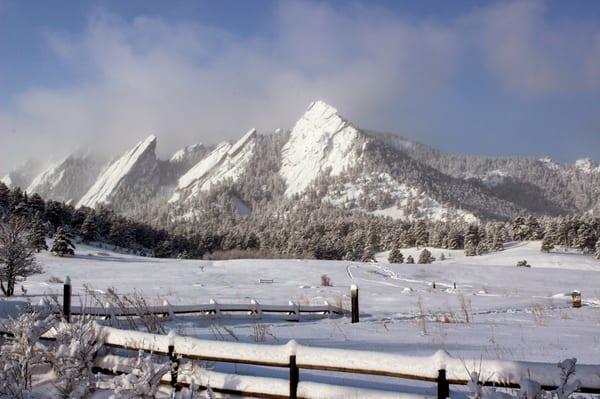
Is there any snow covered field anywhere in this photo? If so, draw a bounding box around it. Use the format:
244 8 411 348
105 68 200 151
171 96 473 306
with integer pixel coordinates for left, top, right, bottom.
4 240 600 397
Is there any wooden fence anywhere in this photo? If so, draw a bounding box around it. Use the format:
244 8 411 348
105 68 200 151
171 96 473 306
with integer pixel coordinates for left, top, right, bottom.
55 277 358 322
3 278 599 398
7 323 596 398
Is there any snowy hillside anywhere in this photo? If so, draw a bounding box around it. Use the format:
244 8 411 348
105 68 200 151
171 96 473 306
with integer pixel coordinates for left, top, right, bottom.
324 172 478 222
77 135 159 209
170 129 257 204
14 240 600 372
26 151 106 204
280 101 364 197
3 100 599 223
1 160 43 190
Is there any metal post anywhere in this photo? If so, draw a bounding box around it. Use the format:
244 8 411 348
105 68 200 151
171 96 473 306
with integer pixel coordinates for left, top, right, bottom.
351 284 359 323
289 355 299 399
63 276 71 323
437 369 449 399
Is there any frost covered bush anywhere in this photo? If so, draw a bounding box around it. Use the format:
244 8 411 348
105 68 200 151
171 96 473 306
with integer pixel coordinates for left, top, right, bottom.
0 217 43 296
109 350 170 399
48 316 105 398
320 274 332 286
0 310 55 399
466 358 584 399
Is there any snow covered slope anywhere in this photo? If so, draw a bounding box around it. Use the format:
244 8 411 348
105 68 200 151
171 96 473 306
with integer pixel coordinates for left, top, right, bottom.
324 172 478 222
77 135 159 209
1 160 43 190
169 143 206 166
280 101 364 197
170 129 257 204
26 151 105 204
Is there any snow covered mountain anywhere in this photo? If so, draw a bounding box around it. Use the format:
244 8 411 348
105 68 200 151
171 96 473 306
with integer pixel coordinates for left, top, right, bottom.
374 131 600 216
76 135 160 211
1 160 43 190
280 101 364 197
26 151 106 205
169 129 257 204
4 100 599 222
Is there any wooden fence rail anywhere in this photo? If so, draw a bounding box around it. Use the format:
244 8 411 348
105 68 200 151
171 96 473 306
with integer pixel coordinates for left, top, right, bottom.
2 319 600 398
3 279 599 397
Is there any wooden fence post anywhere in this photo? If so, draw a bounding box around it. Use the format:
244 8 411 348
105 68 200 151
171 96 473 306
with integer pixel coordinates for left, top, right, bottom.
63 276 71 323
572 290 582 308
437 369 449 399
351 284 359 323
289 355 299 399
168 332 180 392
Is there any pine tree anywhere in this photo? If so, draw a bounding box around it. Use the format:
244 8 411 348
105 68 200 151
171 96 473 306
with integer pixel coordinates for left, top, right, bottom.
541 235 554 253
406 255 415 264
414 221 429 248
388 245 404 263
51 227 75 257
29 215 48 252
361 243 376 263
447 230 463 250
464 225 480 256
80 213 97 242
575 223 596 254
418 248 434 264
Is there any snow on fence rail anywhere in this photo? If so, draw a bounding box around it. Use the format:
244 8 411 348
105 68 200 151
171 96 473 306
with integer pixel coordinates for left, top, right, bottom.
65 301 344 320
24 323 597 398
3 318 600 397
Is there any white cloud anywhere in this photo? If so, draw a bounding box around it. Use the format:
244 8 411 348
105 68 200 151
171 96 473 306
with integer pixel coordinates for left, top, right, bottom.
1 1 599 173
470 0 600 94
0 3 460 172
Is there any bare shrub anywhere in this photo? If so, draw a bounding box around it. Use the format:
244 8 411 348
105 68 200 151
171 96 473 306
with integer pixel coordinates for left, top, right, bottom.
417 297 427 335
458 294 472 323
320 274 332 287
530 304 547 326
0 310 56 398
83 285 165 334
47 275 64 284
109 349 170 398
252 323 270 342
49 315 105 398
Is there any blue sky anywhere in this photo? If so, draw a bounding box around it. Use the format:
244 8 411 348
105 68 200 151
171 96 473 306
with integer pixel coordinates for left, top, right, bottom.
1 0 600 171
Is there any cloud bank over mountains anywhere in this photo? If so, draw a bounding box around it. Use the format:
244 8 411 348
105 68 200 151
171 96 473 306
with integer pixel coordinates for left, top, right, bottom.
1 0 599 172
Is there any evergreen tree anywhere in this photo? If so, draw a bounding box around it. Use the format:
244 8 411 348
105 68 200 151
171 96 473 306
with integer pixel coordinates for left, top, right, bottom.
27 194 45 216
464 225 480 256
447 230 463 250
541 235 554 253
413 221 429 247
29 214 48 252
361 243 376 263
388 245 404 263
80 213 97 242
418 248 434 264
51 227 75 257
575 223 596 254
406 255 415 264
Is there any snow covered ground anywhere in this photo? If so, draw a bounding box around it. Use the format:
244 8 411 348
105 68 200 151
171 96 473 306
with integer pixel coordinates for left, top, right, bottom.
4 240 600 397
